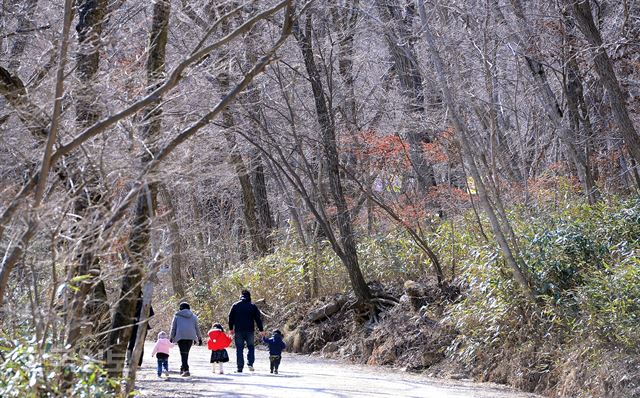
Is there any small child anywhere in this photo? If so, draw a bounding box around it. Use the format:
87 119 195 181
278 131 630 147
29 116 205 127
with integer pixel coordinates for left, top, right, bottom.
207 323 232 374
151 331 173 378
262 329 286 374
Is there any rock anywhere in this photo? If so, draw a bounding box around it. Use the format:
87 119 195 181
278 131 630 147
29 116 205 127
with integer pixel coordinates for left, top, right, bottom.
288 328 305 353
367 339 397 365
421 350 442 367
404 280 426 312
321 341 339 356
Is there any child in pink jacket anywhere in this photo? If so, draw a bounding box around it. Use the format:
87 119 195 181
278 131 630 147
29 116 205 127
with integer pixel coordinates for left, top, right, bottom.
151 331 173 377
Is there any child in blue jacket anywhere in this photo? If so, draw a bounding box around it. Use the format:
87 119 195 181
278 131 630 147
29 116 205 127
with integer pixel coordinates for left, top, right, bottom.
262 329 286 374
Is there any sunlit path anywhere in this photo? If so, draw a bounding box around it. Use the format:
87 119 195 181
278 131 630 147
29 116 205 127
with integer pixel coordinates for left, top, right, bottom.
136 342 540 398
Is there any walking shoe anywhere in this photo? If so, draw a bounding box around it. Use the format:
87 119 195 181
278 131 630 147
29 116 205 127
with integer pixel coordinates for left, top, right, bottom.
248 365 254 372
164 371 169 377
270 369 273 374
235 369 243 373
274 369 278 374
181 371 190 377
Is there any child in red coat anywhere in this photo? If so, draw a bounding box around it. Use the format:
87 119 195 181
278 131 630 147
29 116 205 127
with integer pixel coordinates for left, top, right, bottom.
207 323 232 374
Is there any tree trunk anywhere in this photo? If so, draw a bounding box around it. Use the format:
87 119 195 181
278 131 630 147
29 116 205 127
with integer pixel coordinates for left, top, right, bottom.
105 0 169 380
563 10 599 203
75 0 107 126
7 0 39 71
478 37 523 182
0 0 74 306
215 12 270 256
126 275 157 395
66 0 110 351
294 16 372 304
329 0 359 132
416 0 535 301
252 153 274 243
159 183 186 300
221 110 269 255
494 0 597 202
566 0 640 165
0 65 51 139
374 0 437 192
243 11 275 250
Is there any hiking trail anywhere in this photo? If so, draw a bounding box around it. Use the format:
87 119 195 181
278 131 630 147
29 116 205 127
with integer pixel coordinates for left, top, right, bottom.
136 342 541 398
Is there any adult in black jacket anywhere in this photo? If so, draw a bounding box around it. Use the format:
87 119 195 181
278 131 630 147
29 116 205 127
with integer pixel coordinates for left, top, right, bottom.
228 290 264 372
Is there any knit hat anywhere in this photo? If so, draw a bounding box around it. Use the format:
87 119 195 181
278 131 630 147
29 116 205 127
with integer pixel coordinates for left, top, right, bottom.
212 323 224 331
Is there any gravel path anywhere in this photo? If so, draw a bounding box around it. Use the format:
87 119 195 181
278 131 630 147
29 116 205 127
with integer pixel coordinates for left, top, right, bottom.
136 342 541 398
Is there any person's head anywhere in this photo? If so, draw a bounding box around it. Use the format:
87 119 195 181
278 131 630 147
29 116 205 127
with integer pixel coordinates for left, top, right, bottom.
212 323 224 331
179 302 190 310
241 290 251 301
273 329 282 337
158 331 168 340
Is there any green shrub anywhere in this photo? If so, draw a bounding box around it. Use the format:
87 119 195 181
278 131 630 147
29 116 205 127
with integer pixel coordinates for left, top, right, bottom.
0 338 118 398
446 196 640 366
578 256 640 351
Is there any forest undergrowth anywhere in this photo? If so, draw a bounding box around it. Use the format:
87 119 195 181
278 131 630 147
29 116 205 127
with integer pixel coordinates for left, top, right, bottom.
157 193 640 398
2 1 640 396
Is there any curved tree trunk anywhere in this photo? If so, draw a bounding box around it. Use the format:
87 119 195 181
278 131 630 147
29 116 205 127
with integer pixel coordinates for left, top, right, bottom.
294 15 372 304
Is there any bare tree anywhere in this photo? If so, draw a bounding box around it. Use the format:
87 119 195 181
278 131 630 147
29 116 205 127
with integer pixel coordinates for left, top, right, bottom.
293 12 373 304
564 0 640 166
374 0 438 193
415 0 535 300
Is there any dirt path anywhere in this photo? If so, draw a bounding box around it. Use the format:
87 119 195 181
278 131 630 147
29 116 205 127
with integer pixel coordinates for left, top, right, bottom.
136 342 540 398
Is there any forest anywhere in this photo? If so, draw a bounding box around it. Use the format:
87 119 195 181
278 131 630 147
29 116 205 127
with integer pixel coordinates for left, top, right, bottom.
0 0 639 397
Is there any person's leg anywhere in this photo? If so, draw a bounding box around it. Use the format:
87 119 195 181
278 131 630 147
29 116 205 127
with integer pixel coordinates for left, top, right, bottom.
177 340 186 372
234 333 245 371
183 340 193 372
163 358 169 372
177 340 192 373
219 363 224 374
156 358 163 377
274 355 281 373
269 356 275 373
246 332 255 368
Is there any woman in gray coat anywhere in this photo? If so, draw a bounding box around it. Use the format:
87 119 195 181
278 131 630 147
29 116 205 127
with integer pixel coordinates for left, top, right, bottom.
170 302 202 376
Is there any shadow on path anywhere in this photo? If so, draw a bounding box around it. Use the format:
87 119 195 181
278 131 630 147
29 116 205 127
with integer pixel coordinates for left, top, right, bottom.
136 342 541 398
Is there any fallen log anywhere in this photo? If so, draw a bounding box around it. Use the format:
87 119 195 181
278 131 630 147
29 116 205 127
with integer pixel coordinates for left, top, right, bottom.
307 295 348 322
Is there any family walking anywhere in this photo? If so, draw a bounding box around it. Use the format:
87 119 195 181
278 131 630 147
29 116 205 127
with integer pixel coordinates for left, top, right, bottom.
150 289 286 378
